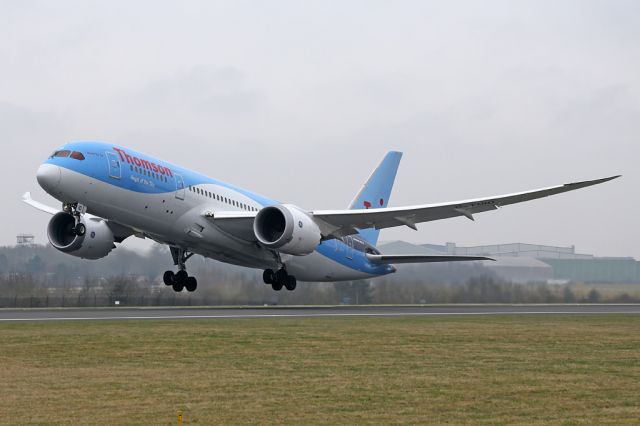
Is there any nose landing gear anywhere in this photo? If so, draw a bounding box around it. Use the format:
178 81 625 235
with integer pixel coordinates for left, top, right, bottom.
163 247 198 292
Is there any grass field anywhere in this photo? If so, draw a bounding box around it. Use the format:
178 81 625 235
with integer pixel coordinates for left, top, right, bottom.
1 315 640 425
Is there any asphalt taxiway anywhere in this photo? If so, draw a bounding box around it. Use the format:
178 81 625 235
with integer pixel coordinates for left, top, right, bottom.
1 304 639 322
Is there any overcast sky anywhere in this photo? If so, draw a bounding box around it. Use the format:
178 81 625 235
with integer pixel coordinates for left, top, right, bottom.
1 1 638 259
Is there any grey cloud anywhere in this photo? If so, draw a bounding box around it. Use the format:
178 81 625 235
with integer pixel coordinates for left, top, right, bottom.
132 66 265 117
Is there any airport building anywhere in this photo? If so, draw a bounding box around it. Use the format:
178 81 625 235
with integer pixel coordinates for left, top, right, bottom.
16 234 36 246
379 241 640 284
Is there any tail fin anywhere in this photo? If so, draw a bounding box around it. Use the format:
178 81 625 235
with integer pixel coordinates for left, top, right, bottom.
348 151 403 245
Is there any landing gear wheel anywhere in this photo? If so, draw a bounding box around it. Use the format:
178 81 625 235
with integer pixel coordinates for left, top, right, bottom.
269 268 297 291
185 276 198 292
74 223 86 236
175 270 188 285
284 275 297 291
263 269 275 285
275 269 288 285
166 247 199 293
163 271 175 286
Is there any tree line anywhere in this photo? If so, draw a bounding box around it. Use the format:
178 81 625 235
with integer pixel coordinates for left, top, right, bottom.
0 244 634 307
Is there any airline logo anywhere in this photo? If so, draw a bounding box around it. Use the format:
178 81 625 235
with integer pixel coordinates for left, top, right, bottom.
363 199 384 209
113 147 173 177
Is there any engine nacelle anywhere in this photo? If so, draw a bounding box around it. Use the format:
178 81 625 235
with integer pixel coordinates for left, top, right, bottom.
253 204 321 255
47 212 116 260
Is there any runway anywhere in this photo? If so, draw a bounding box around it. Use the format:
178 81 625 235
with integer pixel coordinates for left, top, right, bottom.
1 304 640 322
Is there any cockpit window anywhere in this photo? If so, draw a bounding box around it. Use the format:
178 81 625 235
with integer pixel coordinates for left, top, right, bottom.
70 151 85 160
51 150 71 158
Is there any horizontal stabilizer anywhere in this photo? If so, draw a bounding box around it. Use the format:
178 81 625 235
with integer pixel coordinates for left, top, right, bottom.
366 253 494 264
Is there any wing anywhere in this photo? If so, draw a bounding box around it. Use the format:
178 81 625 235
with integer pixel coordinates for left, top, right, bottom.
22 192 59 215
366 254 494 264
201 209 257 241
202 175 619 241
311 175 620 238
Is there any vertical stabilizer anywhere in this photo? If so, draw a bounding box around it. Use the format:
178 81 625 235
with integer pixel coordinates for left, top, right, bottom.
348 151 403 245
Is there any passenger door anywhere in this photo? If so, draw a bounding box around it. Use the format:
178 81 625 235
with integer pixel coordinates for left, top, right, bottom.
175 174 185 200
106 152 121 179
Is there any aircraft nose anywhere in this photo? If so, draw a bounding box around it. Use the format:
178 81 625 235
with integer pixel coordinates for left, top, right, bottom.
37 163 61 193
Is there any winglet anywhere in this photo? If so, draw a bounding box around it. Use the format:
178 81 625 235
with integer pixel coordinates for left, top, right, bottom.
564 175 621 189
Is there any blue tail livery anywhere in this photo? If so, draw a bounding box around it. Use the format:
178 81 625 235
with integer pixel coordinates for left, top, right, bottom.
348 151 403 245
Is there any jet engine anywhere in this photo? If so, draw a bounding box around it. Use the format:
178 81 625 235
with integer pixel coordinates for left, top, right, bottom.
47 212 116 260
253 204 321 255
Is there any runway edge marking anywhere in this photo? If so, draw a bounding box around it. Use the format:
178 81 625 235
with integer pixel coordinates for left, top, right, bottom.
2 311 640 321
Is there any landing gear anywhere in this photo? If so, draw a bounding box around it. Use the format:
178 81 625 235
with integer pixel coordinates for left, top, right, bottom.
63 202 87 237
164 247 198 292
263 268 297 291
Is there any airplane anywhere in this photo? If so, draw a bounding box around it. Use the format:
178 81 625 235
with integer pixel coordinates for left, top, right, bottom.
23 141 619 292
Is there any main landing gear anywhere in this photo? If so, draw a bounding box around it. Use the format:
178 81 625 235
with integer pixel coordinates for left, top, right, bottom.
263 269 297 291
163 247 197 292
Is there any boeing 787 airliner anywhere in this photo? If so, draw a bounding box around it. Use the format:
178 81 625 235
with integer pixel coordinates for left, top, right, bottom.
23 142 618 292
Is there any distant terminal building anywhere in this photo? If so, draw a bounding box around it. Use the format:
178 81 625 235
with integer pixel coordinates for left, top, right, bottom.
542 258 640 284
379 241 640 284
16 234 35 246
